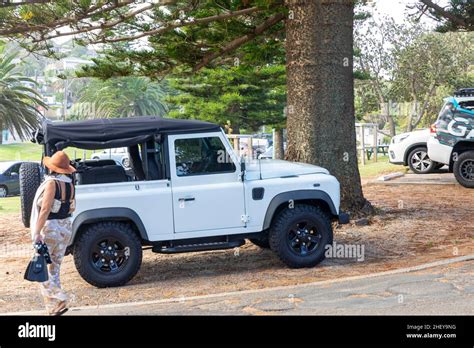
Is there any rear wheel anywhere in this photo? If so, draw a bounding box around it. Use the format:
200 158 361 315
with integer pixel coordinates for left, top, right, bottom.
73 221 142 288
453 150 474 188
19 162 42 227
408 146 435 174
269 204 333 268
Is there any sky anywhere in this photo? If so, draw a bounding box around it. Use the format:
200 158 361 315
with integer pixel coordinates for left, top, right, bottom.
374 0 449 27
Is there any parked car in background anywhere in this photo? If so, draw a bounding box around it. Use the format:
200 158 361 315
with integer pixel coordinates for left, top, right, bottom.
388 129 442 174
91 147 130 168
428 88 474 188
258 146 274 159
0 161 42 197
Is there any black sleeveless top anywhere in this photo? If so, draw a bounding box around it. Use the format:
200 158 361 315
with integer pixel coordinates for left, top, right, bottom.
47 180 75 220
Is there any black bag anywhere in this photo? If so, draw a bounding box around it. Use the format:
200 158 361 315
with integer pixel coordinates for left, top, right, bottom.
24 254 48 282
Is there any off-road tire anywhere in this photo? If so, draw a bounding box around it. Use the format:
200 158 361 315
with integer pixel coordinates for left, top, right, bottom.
19 162 42 228
73 221 142 288
407 146 435 174
269 204 333 268
453 150 474 188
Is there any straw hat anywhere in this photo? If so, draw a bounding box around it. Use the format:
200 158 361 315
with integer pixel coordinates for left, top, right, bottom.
43 151 76 174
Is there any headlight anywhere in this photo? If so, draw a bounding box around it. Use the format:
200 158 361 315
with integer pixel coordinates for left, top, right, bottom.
392 134 410 144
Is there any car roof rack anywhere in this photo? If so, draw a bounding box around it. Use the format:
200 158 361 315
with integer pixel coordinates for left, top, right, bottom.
454 88 474 97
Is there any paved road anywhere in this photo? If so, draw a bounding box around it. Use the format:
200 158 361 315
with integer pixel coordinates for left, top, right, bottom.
59 259 473 316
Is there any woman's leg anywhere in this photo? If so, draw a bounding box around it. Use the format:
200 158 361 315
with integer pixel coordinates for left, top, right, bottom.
39 218 73 313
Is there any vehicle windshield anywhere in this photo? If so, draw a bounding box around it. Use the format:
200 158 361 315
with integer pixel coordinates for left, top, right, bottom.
0 162 13 174
436 102 455 126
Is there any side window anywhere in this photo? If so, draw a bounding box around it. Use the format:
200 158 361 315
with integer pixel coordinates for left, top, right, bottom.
175 137 236 177
9 163 21 175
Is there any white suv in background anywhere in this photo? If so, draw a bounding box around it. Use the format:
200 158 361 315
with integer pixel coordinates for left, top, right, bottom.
91 147 130 168
389 129 442 174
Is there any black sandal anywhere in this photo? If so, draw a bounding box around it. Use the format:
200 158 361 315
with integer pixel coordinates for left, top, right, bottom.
49 301 68 316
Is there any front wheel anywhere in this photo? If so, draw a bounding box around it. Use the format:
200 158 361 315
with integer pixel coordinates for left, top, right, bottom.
73 222 142 288
269 204 333 268
453 150 474 188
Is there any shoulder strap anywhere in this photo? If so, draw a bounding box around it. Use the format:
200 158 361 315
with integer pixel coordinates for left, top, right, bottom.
53 180 60 199
59 181 66 202
69 183 75 203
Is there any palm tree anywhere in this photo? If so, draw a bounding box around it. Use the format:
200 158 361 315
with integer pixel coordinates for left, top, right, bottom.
76 77 168 119
0 50 45 144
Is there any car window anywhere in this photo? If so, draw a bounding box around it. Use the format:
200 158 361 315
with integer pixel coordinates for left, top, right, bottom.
5 163 21 175
174 137 236 177
10 163 21 174
459 100 474 111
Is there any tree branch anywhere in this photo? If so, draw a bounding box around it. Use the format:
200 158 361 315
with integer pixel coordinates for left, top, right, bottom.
192 12 285 71
0 0 135 36
418 0 468 29
377 129 392 137
31 2 156 42
92 6 263 44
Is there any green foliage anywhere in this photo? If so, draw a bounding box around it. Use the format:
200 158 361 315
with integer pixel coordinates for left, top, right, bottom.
0 47 45 141
392 32 473 100
78 2 286 79
74 76 169 119
167 65 286 132
391 31 473 129
355 15 473 133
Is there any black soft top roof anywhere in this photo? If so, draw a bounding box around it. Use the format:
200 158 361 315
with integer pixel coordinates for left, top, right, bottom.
38 117 221 150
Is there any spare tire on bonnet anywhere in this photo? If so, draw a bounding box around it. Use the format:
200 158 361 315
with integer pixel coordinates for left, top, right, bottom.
20 162 42 228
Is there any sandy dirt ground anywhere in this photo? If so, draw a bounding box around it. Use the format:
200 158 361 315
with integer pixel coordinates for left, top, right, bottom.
0 183 472 313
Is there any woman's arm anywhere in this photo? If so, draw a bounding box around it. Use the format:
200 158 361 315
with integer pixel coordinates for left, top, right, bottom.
33 181 55 243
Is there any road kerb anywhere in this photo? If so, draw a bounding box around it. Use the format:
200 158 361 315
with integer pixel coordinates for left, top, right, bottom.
3 254 473 315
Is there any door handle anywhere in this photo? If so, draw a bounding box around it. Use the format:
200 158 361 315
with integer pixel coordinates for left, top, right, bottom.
179 197 195 202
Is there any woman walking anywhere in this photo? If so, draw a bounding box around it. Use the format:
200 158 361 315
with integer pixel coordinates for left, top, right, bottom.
30 151 76 316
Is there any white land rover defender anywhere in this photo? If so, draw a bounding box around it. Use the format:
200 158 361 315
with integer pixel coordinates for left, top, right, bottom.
20 117 349 288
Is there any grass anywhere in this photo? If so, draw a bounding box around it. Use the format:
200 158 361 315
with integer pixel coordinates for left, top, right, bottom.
358 155 406 178
0 143 42 161
0 196 20 214
0 143 94 162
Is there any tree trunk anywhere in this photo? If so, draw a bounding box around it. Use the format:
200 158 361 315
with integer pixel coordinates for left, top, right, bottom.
273 128 285 159
285 0 371 213
0 119 3 145
382 102 396 137
406 100 417 132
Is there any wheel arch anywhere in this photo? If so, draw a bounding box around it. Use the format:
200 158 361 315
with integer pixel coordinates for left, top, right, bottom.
71 208 149 246
450 140 474 171
262 190 337 230
403 142 427 166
